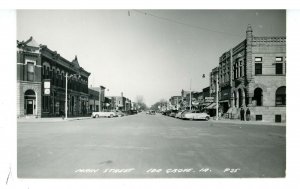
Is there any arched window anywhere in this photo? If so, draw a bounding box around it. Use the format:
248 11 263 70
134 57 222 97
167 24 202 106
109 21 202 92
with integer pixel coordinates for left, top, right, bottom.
276 86 286 106
253 88 263 106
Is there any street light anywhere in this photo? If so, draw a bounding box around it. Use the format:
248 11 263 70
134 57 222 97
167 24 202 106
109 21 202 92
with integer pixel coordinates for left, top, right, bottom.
65 72 80 119
190 74 206 111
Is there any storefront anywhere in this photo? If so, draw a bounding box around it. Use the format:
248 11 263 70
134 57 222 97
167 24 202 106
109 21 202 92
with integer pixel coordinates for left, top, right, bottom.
220 86 231 114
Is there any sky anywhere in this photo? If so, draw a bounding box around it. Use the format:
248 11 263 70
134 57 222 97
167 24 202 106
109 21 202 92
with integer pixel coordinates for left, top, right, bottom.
17 10 286 106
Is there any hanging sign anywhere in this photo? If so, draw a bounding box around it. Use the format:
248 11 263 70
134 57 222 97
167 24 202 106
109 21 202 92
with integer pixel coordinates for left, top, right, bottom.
43 80 51 96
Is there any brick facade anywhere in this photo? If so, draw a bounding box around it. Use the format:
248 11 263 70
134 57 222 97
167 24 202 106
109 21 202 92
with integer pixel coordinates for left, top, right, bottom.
214 25 286 123
17 37 91 118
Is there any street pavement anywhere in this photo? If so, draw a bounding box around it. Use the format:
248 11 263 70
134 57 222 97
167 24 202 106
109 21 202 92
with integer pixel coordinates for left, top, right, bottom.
17 113 286 178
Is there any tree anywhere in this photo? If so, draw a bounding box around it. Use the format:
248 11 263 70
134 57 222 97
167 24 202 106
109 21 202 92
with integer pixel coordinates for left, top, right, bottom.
135 95 148 110
151 99 168 111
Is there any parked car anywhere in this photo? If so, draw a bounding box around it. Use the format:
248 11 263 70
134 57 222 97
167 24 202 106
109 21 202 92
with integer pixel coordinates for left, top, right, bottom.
163 110 172 116
115 110 126 117
181 110 210 121
92 111 117 118
175 110 186 119
127 110 138 115
149 110 156 115
178 110 190 119
169 110 179 117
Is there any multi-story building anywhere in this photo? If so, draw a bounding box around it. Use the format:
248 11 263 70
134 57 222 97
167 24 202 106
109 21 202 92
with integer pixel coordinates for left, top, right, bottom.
17 37 90 118
169 96 181 110
107 92 132 112
209 66 219 100
88 88 99 113
179 90 202 110
89 86 107 112
218 25 286 122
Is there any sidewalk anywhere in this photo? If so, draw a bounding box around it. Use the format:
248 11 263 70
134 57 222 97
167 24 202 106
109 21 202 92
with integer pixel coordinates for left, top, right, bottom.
209 118 286 127
17 116 92 123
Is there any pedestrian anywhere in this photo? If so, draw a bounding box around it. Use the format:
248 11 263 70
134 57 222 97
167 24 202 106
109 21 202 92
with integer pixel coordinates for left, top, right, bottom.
246 108 251 121
240 107 245 121
60 110 65 120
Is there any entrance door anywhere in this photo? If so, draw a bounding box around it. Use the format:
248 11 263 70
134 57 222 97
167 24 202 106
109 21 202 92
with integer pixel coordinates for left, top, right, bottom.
26 100 34 114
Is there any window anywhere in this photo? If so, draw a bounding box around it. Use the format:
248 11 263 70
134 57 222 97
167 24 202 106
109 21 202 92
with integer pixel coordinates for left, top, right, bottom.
253 88 263 106
276 57 283 62
240 66 243 77
276 63 283 74
255 57 262 62
275 115 282 123
43 66 46 76
256 115 262 121
276 86 286 106
46 67 49 79
27 62 34 81
255 63 262 75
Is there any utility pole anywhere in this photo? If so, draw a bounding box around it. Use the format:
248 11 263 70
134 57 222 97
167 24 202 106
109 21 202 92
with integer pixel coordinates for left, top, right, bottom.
65 73 68 119
190 78 192 110
216 73 219 120
99 86 101 112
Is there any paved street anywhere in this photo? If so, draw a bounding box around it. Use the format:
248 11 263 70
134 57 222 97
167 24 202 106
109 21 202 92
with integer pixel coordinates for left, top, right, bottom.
17 113 285 178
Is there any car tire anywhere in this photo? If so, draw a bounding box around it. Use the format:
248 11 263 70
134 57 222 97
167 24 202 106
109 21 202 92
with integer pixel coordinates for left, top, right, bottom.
205 116 209 121
95 114 100 118
110 114 114 118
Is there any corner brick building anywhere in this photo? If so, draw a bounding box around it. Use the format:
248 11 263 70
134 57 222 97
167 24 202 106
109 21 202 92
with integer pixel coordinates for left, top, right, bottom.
17 37 90 118
217 25 286 122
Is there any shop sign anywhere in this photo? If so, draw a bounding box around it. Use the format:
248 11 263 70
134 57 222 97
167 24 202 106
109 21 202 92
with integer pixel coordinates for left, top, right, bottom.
205 97 214 103
43 80 51 96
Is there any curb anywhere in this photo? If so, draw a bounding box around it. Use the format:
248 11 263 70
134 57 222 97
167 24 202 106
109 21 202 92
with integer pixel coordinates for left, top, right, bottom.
17 117 92 123
209 120 286 127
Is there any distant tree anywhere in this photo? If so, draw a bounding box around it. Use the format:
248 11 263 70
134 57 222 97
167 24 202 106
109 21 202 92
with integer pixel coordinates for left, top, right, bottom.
151 99 167 111
135 95 148 110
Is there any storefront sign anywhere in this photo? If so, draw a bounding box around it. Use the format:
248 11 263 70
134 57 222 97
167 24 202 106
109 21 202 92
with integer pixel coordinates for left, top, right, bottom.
43 80 51 96
205 97 214 103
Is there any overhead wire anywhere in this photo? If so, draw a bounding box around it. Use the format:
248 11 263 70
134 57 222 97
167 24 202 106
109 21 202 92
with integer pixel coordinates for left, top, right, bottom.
131 10 244 38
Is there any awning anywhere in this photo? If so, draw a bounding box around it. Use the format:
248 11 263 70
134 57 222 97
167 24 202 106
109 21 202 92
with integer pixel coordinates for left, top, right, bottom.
205 103 216 109
219 100 229 103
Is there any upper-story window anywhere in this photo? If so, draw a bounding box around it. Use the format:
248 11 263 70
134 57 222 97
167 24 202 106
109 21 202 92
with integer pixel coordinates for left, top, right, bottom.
27 61 35 81
255 63 262 75
43 65 46 76
254 57 263 75
275 57 284 75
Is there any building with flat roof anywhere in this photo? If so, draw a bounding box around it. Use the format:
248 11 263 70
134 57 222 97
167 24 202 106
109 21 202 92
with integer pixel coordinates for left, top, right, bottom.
217 25 286 122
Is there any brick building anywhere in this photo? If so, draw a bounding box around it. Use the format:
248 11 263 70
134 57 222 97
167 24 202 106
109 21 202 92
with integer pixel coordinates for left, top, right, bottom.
107 93 132 112
17 37 90 118
169 96 181 110
217 25 286 122
88 88 99 113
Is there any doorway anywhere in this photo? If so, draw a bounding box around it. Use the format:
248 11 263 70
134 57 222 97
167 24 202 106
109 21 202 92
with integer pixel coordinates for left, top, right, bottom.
26 99 35 114
24 89 36 115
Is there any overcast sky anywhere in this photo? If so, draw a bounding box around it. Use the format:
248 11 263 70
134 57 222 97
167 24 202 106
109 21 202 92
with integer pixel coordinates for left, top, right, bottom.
17 10 286 106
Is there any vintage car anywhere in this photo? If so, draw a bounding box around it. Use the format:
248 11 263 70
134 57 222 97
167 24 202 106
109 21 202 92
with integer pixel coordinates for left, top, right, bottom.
181 110 210 121
91 111 117 118
175 110 187 119
169 110 179 117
